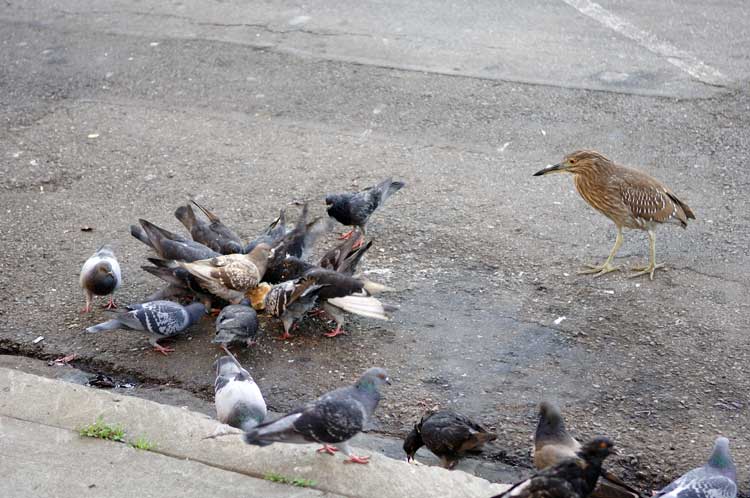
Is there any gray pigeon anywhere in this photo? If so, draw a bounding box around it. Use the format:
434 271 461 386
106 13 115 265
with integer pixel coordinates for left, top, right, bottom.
79 245 122 313
85 300 206 355
213 303 259 347
131 218 219 262
175 201 243 255
213 347 267 433
244 367 390 464
244 208 287 254
325 177 405 239
654 437 737 498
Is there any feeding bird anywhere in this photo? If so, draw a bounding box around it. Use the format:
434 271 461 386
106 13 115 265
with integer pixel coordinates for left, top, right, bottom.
653 437 736 498
263 269 396 340
534 402 642 498
211 347 267 435
175 201 243 255
325 177 405 239
213 302 259 347
534 151 695 280
79 245 121 312
492 437 616 498
176 243 273 304
244 208 287 254
243 367 390 464
403 410 496 469
85 300 206 355
131 219 219 262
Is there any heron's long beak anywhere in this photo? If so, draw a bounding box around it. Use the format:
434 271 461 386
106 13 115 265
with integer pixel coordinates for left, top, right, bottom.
533 163 564 176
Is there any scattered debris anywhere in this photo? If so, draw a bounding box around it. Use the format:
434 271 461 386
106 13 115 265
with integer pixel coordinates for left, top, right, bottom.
48 353 77 366
32 336 44 344
553 316 566 325
80 226 94 232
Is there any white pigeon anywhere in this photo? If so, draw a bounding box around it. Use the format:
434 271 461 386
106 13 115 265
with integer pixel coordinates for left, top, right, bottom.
79 245 121 312
211 347 267 436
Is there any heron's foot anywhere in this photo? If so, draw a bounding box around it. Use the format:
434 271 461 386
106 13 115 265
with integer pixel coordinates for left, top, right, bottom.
577 262 620 277
627 262 665 281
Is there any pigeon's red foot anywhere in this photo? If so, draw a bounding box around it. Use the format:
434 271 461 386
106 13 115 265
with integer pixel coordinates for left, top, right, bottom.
275 332 294 341
153 344 175 356
309 308 328 318
316 445 339 456
80 305 92 314
338 229 355 240
344 455 370 464
351 238 365 250
103 297 118 310
323 327 347 338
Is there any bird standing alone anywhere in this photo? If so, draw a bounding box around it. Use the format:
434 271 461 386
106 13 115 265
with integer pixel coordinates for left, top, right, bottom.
534 151 695 279
79 245 122 312
326 177 405 239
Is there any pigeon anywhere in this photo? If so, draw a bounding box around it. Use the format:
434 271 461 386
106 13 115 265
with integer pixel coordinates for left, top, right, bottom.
262 255 316 285
653 437 737 498
176 243 273 304
79 245 122 312
244 367 390 464
175 201 243 255
492 437 616 498
213 347 267 433
263 277 321 340
141 257 214 306
403 410 497 469
318 231 372 275
213 302 259 347
264 269 396 340
281 202 331 260
325 177 405 239
310 269 396 338
85 300 206 355
534 402 643 498
131 219 219 262
244 208 287 254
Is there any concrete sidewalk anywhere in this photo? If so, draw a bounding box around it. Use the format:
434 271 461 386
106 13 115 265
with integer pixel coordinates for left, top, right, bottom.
0 367 509 498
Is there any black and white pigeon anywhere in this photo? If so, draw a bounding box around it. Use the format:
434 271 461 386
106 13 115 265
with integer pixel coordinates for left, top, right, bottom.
653 437 737 498
264 269 395 340
175 201 243 255
131 219 219 262
244 367 390 464
211 347 267 435
403 410 497 469
325 177 405 239
213 302 259 347
492 437 616 498
79 245 122 312
85 300 206 355
534 401 643 498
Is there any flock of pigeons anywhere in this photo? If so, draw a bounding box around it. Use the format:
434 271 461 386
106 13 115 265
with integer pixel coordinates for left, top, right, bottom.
76 175 738 498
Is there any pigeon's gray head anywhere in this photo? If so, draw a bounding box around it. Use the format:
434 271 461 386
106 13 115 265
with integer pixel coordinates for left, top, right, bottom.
214 356 243 377
356 367 391 390
536 401 568 441
707 437 736 480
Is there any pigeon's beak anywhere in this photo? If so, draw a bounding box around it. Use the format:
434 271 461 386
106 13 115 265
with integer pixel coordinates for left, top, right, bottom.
106 271 114 277
533 163 564 176
385 377 392 385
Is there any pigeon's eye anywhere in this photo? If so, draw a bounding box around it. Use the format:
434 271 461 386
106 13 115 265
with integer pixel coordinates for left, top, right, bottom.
569 159 577 165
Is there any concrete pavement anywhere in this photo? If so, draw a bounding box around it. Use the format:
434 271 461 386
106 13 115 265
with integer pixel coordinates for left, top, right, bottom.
0 367 509 498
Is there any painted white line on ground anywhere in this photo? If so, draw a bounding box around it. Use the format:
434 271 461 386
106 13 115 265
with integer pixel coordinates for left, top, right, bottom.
561 0 729 86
